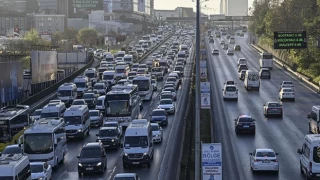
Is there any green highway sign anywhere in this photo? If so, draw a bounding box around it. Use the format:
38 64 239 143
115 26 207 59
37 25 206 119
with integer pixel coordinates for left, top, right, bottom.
274 31 307 49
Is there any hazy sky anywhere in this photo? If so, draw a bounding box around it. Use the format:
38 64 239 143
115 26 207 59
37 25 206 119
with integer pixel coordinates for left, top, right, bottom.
154 0 254 13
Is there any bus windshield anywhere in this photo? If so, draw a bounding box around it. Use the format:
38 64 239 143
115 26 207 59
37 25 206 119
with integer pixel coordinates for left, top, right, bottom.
103 74 114 80
75 82 86 88
58 90 71 97
41 112 59 118
108 101 130 116
64 116 82 125
85 72 95 78
133 80 150 91
24 133 53 154
0 122 10 143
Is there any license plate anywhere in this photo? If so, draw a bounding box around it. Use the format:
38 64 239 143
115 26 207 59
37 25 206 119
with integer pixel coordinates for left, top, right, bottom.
132 162 140 164
86 167 93 170
316 174 320 177
68 136 74 138
243 125 249 128
262 161 270 163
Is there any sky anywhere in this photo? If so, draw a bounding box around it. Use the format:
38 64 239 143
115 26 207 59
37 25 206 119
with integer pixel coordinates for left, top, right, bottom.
154 0 254 14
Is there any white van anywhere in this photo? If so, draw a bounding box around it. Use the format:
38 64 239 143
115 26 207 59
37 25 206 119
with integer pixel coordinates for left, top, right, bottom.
57 83 77 104
222 85 238 101
64 105 90 139
117 51 126 58
0 154 31 180
141 43 150 52
93 82 107 95
259 52 273 70
96 95 106 113
244 69 260 91
103 70 116 85
229 37 235 44
124 55 133 65
74 76 90 97
41 102 66 118
297 134 320 179
104 54 114 62
115 65 130 79
84 68 99 84
122 120 154 167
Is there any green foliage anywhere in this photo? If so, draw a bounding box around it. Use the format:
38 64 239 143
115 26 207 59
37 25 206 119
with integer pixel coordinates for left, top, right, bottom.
251 0 320 83
77 28 98 46
21 56 30 69
24 29 41 44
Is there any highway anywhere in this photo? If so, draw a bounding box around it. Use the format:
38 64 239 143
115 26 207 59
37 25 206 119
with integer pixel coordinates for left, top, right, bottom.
51 35 194 180
207 30 320 180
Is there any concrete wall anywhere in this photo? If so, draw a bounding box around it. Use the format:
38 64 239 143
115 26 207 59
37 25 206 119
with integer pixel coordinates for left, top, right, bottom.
67 18 89 30
57 52 88 64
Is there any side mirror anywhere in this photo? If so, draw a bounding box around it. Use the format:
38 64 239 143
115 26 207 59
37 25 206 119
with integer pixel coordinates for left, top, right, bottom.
249 153 252 156
77 155 80 158
149 143 153 147
275 153 279 155
96 134 99 137
297 149 302 154
121 143 124 148
103 154 107 157
307 114 311 118
252 119 256 121
234 119 237 121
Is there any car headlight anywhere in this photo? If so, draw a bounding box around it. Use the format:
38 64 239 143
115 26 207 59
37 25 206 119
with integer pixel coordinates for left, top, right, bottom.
78 129 82 132
170 106 174 109
124 153 128 156
111 139 115 142
97 162 102 166
156 134 160 137
78 163 82 167
143 152 148 156
38 177 44 180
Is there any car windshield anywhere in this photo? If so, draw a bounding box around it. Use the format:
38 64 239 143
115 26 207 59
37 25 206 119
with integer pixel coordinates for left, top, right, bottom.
73 100 85 105
164 88 174 92
151 80 156 83
313 147 320 163
89 111 99 117
99 129 117 136
30 164 43 173
238 117 253 122
284 81 293 85
152 110 166 116
283 89 294 92
80 148 101 158
2 146 21 154
128 72 136 76
175 67 183 71
64 116 82 125
83 94 94 98
124 136 148 148
167 78 176 82
103 123 118 128
152 68 162 72
160 99 172 105
96 99 103 105
116 69 125 73
151 125 160 131
32 110 41 116
226 86 236 91
132 65 139 68
114 177 135 180
256 151 275 157
268 103 281 107
58 90 71 97
139 65 147 68
161 94 172 99
94 85 104 89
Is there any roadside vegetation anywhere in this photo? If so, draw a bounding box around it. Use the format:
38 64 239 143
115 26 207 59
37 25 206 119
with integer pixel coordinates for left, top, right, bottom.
250 0 320 84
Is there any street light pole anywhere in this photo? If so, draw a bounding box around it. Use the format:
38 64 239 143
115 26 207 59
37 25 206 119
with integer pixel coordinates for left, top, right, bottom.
195 0 201 179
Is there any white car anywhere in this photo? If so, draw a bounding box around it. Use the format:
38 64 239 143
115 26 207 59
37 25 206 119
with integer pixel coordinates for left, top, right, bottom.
157 98 175 114
49 99 63 104
249 148 279 173
222 85 238 101
280 81 294 88
220 40 225 45
163 87 177 99
227 49 234 55
151 78 157 91
237 58 246 66
30 162 52 180
115 57 124 62
212 49 219 55
113 173 140 180
279 87 295 101
151 123 163 143
31 109 42 122
239 70 246 80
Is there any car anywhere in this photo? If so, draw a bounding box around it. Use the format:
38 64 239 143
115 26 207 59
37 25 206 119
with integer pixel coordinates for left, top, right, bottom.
137 68 147 75
238 64 248 72
212 49 219 55
151 123 163 143
30 162 52 180
234 115 255 134
263 102 283 118
163 87 177 100
239 70 247 80
280 81 294 88
49 99 63 104
234 45 241 51
249 148 279 173
174 65 184 76
227 49 234 55
87 90 100 98
0 144 21 156
259 68 271 79
222 85 238 101
163 83 176 91
113 173 140 180
96 127 121 149
237 58 247 66
209 38 214 43
150 109 168 126
31 109 42 122
279 87 295 101
89 110 104 127
72 99 87 106
240 33 244 37
157 99 175 114
151 78 157 91
82 93 96 108
166 76 179 88
220 40 225 45
77 142 107 175
160 92 174 101
223 44 228 50
103 121 122 137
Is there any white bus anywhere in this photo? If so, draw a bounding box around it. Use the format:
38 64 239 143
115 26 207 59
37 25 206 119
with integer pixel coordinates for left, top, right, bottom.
124 55 133 66
132 75 153 101
57 83 77 104
63 105 90 139
103 70 116 85
0 154 31 180
74 76 90 98
23 118 67 168
84 68 99 84
259 52 273 70
40 102 66 118
105 84 141 128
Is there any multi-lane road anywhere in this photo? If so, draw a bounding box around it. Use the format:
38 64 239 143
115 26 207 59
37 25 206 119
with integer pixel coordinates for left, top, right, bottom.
207 30 320 180
50 36 194 180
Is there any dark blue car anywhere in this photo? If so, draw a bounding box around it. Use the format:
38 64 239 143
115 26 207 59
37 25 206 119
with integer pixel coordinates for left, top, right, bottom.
150 109 168 126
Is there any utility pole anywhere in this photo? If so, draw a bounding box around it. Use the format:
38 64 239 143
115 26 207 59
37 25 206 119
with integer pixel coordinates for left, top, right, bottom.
195 0 201 179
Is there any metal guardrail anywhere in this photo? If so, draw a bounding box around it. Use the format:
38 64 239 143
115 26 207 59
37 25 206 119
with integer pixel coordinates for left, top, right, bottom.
251 44 320 93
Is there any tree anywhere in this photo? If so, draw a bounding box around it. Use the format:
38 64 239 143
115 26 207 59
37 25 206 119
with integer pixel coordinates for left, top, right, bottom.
77 28 98 46
24 29 41 44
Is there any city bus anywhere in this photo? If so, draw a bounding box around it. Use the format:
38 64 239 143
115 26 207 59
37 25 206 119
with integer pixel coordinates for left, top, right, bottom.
132 75 153 101
105 84 141 128
0 105 31 151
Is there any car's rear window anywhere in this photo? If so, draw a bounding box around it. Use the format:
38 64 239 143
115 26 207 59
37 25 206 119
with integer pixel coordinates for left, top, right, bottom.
256 151 275 157
268 103 281 107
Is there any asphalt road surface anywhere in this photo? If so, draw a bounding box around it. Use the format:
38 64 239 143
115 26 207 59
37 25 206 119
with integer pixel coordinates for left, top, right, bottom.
207 30 320 180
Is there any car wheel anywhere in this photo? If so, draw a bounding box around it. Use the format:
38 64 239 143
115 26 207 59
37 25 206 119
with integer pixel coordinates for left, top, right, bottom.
87 128 90 136
235 129 239 134
147 161 151 168
300 163 304 174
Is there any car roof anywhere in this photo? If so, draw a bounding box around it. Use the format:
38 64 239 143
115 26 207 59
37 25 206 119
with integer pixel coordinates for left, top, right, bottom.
89 110 99 113
5 144 20 148
100 127 117 130
114 173 137 177
104 121 118 124
238 115 252 118
74 99 85 101
83 142 101 148
160 98 173 102
255 148 274 152
152 109 165 112
30 162 45 166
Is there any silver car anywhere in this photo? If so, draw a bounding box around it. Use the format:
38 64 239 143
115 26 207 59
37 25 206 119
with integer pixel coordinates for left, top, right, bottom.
157 98 175 114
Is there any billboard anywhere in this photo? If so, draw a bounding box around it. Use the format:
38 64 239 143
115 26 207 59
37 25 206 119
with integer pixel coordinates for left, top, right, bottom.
138 0 145 12
202 143 222 180
68 0 103 18
274 31 307 49
31 51 57 84
103 0 113 13
0 61 23 103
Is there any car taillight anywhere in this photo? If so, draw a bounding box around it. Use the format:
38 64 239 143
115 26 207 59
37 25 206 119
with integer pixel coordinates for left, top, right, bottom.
271 159 278 162
250 123 255 126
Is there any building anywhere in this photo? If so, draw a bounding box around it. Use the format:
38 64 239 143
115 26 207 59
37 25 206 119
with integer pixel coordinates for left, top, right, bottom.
29 14 65 35
0 11 29 36
37 0 57 11
0 0 26 12
221 0 248 16
154 7 195 20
